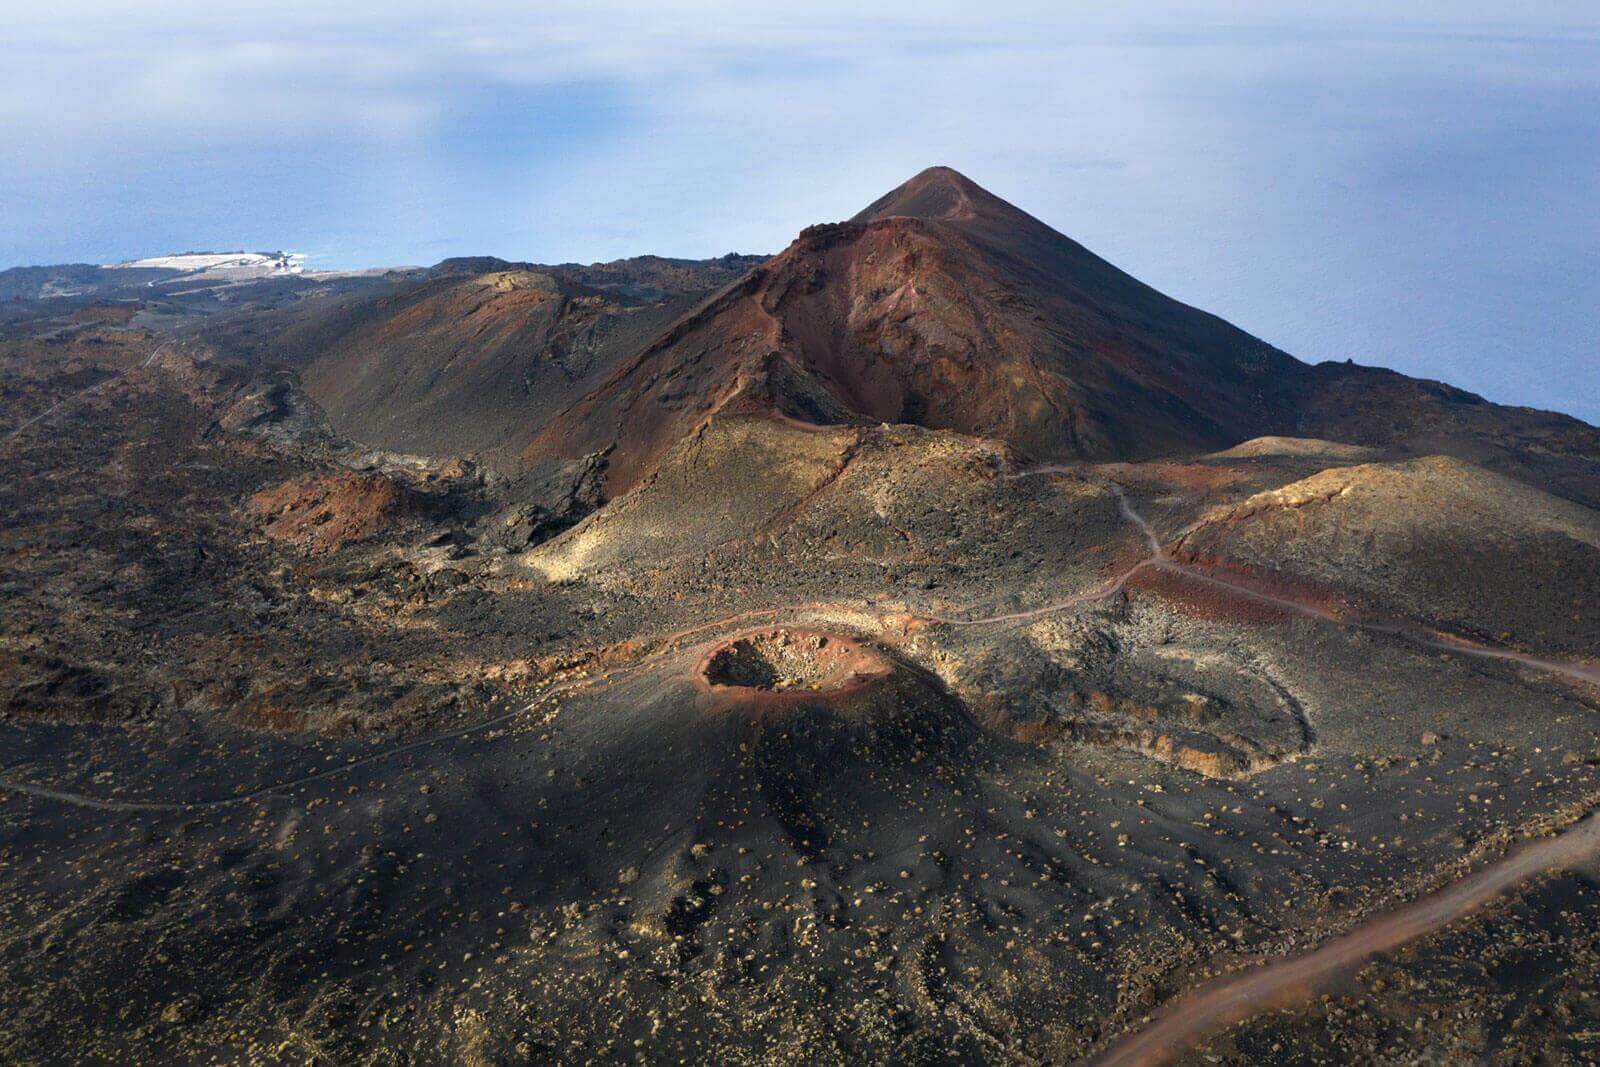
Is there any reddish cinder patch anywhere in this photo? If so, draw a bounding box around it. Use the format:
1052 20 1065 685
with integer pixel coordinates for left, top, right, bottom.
246 471 416 553
693 628 894 713
1131 557 1357 626
1101 461 1250 495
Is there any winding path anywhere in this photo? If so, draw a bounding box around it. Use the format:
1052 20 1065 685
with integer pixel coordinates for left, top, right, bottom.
927 480 1161 627
1142 541 1600 689
1093 813 1600 1067
1 467 1593 810
2 455 1598 1064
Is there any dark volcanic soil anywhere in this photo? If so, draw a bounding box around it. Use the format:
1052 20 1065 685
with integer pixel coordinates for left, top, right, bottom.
2 172 1600 1065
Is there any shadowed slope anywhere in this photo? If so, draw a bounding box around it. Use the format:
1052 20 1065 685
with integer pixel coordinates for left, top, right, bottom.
203 255 764 470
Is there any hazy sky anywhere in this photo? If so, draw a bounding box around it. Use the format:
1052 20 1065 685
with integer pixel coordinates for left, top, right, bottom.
3 2 1598 422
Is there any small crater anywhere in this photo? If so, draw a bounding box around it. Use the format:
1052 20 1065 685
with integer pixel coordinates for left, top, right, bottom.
698 629 891 699
706 632 830 690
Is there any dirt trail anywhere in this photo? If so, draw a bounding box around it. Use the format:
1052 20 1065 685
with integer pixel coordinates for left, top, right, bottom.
926 480 1158 627
960 471 1600 689
5 472 1590 811
1144 556 1600 689
1092 814 1600 1067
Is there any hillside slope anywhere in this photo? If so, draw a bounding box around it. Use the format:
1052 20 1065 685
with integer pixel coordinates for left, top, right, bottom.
202 255 763 467
189 168 1600 507
529 167 1307 494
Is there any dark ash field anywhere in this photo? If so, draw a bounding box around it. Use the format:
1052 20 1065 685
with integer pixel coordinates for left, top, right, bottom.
2 169 1598 1065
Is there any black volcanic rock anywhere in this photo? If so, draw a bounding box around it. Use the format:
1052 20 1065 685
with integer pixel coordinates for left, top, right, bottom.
4 175 1600 1066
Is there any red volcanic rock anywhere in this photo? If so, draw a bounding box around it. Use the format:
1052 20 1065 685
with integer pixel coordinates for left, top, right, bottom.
205 166 1599 512
522 167 1600 505
527 166 1302 496
696 629 893 711
690 628 980 773
246 471 416 553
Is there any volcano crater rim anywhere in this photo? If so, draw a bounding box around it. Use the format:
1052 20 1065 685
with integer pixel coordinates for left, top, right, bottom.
697 628 893 700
